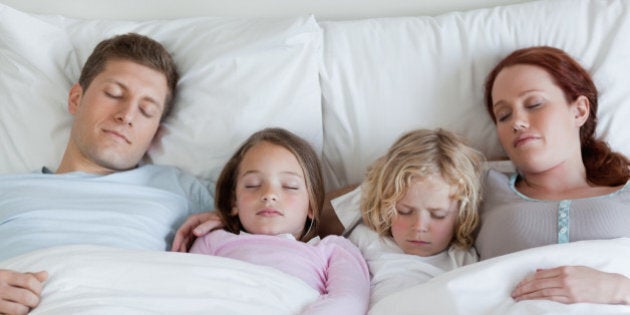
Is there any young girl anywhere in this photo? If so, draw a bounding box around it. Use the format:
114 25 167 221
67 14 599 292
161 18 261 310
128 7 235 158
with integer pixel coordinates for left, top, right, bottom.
189 127 370 314
334 128 485 305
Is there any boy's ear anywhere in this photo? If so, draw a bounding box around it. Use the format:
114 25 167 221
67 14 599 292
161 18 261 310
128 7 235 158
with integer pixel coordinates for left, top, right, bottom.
68 83 83 115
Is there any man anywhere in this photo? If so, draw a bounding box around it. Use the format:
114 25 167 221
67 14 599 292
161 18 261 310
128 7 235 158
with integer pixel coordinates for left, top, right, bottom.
0 33 213 315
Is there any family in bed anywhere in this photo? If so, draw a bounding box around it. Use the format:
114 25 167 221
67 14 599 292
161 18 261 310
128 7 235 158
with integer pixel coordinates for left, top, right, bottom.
0 32 629 315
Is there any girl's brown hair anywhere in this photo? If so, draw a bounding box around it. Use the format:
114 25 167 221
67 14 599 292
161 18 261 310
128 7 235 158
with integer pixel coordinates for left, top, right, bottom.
214 128 323 241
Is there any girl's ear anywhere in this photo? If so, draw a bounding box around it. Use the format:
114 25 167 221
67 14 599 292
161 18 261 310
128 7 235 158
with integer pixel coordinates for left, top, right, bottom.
231 206 239 216
68 83 83 115
572 95 590 127
307 207 314 220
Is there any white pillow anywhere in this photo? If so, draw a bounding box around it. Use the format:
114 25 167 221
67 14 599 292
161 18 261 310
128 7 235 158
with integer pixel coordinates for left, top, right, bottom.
0 4 323 185
320 0 630 190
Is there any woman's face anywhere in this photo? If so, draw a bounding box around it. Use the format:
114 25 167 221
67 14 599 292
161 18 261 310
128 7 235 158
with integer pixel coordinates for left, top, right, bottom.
490 64 589 175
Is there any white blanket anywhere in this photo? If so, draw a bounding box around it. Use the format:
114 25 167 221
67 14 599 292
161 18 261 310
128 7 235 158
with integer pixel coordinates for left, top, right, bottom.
369 238 630 315
0 245 319 315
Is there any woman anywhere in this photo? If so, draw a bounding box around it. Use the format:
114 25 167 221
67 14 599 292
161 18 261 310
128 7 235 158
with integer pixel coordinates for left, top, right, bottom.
477 46 630 305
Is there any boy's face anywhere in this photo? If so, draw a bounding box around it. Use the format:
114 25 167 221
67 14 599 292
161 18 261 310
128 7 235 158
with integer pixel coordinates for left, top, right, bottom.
65 59 168 174
390 174 458 257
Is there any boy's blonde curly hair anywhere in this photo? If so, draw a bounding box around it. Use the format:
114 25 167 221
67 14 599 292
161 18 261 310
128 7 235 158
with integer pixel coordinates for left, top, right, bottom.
361 128 485 249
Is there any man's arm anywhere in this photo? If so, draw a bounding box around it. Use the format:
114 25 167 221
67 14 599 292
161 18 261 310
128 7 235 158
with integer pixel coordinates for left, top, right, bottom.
0 270 47 315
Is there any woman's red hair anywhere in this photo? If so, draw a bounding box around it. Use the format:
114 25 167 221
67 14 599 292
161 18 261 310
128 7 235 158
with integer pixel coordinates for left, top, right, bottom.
484 46 629 186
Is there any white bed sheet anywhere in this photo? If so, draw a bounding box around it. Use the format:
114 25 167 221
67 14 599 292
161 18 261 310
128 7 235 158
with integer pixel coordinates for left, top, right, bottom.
369 238 630 315
0 245 318 315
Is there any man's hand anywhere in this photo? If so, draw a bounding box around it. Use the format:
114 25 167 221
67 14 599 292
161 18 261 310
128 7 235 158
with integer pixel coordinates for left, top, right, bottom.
0 270 48 315
171 211 222 252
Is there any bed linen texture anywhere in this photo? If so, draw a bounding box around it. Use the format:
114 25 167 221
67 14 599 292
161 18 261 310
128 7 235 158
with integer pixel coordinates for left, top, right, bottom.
369 238 630 315
0 245 319 315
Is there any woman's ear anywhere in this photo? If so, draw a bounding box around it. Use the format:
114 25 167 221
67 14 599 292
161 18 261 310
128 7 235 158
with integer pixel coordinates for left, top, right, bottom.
572 95 590 127
230 206 239 216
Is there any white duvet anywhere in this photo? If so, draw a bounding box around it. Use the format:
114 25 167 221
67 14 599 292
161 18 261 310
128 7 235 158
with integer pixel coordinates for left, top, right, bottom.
0 245 318 315
369 238 630 315
3 240 629 315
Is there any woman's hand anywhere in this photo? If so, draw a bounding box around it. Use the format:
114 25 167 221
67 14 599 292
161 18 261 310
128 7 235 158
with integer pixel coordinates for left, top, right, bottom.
171 211 222 252
512 265 630 304
0 270 48 315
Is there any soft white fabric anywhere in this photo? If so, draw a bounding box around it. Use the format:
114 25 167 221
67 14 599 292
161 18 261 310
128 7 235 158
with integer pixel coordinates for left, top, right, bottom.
0 245 319 315
369 238 630 315
349 224 477 307
320 0 630 190
0 4 323 185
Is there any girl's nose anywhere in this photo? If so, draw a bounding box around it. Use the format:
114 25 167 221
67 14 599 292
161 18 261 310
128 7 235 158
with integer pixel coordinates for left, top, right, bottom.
261 186 278 202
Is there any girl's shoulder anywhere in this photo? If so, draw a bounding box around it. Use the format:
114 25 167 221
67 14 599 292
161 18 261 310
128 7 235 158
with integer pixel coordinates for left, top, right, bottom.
318 234 364 253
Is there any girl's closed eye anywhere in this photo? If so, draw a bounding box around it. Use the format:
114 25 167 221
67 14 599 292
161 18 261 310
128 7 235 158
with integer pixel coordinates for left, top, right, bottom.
241 176 262 189
283 184 300 190
280 173 304 191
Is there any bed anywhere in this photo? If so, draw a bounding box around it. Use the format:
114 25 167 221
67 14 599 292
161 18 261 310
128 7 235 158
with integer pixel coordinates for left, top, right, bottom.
1 0 630 313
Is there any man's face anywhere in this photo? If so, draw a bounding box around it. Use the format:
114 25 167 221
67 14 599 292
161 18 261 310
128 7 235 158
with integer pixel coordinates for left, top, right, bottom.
65 59 168 174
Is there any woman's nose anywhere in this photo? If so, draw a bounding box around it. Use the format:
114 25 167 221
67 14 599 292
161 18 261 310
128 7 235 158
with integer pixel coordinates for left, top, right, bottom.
511 112 529 133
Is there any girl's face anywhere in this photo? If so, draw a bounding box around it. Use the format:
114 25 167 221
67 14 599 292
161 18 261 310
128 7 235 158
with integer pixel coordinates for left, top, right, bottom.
390 174 458 257
233 141 312 238
490 64 588 175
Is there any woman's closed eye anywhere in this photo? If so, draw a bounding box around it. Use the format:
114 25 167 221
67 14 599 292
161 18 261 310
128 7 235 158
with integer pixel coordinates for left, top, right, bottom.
525 102 542 110
496 112 511 122
494 107 511 122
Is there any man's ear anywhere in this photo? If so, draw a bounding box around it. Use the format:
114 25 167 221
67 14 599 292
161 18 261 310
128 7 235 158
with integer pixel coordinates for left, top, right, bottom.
68 83 83 115
573 95 590 127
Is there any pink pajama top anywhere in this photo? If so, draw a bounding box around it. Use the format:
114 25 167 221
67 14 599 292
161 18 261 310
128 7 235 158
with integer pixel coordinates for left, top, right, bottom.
190 230 370 314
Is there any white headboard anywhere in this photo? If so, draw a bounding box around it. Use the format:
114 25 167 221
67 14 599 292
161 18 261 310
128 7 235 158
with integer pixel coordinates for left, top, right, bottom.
0 0 533 20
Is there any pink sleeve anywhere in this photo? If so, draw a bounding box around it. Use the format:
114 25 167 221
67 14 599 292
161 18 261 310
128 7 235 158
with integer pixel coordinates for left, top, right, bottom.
302 235 370 315
188 230 222 255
